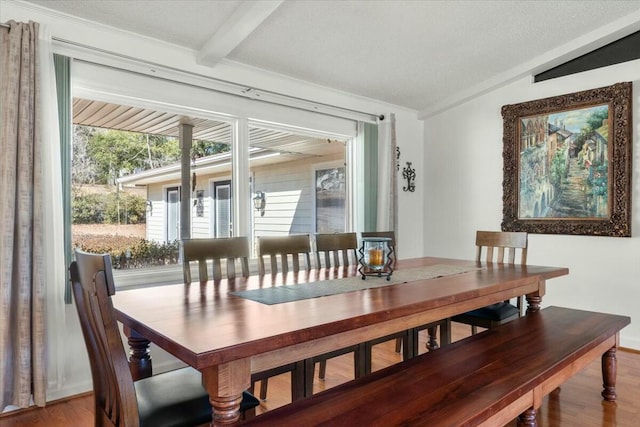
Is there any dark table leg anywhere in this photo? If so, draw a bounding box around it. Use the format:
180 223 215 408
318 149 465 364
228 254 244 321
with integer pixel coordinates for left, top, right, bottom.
526 280 546 314
426 326 439 351
525 295 542 313
123 326 152 380
516 407 537 426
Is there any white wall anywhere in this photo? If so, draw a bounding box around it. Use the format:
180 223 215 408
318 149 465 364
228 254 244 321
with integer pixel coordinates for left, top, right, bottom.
2 1 424 403
423 59 640 350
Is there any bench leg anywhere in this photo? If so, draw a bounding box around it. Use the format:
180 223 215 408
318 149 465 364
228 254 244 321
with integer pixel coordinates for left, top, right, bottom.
601 346 617 401
516 408 537 426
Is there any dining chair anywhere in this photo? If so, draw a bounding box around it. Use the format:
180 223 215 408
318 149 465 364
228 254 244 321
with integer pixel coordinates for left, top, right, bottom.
306 232 365 394
256 234 312 275
70 249 259 427
181 237 250 283
360 231 447 367
252 234 311 401
314 232 359 269
450 230 528 334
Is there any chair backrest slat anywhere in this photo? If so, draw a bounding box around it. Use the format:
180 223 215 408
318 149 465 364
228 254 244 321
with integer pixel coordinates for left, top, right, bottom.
181 237 251 283
315 233 358 268
475 231 528 265
71 250 140 427
257 235 311 275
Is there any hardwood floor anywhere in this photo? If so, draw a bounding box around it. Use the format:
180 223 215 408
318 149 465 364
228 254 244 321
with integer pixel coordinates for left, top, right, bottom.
2 324 639 426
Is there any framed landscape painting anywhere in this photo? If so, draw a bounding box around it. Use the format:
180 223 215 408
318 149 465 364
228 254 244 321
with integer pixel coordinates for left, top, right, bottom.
501 82 632 237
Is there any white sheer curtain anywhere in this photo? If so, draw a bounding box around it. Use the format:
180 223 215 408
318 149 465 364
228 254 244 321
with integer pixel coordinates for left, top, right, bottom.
376 113 398 240
0 20 64 410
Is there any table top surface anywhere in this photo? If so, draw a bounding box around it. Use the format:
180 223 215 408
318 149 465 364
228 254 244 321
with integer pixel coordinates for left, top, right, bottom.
113 256 568 369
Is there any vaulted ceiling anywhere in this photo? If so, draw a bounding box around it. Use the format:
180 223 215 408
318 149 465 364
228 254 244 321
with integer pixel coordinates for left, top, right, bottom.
23 0 640 115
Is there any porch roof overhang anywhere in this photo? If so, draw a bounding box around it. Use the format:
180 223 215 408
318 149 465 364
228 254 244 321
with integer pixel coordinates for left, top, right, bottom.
75 98 346 186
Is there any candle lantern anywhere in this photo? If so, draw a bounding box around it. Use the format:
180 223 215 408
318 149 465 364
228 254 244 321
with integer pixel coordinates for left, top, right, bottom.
358 237 393 280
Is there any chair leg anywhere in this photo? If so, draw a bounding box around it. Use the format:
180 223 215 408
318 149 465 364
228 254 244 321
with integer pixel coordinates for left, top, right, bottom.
395 337 402 353
471 325 478 335
411 327 420 357
354 343 365 378
304 358 315 397
241 406 256 420
440 319 451 346
291 361 305 401
319 360 327 379
404 328 416 360
259 378 268 400
364 341 373 375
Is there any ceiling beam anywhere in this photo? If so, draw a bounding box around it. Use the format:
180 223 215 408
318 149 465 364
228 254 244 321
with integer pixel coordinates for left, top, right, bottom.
197 0 284 67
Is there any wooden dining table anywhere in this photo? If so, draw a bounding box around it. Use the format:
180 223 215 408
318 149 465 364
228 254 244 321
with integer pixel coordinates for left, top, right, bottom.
112 256 568 426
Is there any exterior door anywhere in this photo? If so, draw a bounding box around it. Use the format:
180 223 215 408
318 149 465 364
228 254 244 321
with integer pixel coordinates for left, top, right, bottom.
166 186 180 242
213 180 232 237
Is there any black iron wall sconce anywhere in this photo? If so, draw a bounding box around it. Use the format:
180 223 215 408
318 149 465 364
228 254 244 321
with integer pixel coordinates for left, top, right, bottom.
402 162 416 192
253 191 266 216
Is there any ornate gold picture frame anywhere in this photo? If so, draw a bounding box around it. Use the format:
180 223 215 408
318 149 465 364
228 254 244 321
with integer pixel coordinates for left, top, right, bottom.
501 82 632 237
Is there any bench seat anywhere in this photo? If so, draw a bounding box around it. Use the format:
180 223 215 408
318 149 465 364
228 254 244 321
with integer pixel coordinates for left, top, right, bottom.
242 306 629 426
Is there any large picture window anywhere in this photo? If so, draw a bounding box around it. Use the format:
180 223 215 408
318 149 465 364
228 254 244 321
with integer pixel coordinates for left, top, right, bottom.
70 61 358 287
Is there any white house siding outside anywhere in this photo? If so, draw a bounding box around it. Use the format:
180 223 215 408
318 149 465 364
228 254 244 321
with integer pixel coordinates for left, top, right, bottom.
144 152 344 248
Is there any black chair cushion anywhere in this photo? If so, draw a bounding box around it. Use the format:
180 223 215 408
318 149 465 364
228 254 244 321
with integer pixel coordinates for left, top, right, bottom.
135 367 259 427
460 302 520 321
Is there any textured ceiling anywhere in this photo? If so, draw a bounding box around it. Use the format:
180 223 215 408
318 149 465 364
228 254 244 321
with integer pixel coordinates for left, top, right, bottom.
22 0 640 113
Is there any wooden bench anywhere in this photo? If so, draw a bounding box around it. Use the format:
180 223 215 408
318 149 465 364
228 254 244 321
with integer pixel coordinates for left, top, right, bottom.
241 306 630 426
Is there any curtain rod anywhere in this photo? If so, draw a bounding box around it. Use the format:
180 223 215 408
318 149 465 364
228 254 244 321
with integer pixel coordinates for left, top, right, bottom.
51 35 384 123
